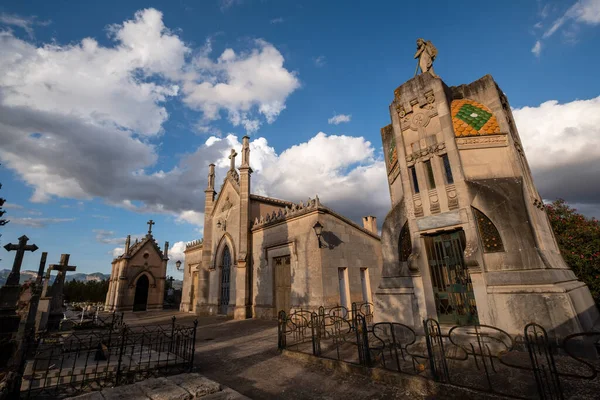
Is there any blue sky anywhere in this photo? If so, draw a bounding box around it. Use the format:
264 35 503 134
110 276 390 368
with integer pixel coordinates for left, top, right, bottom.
1 0 599 276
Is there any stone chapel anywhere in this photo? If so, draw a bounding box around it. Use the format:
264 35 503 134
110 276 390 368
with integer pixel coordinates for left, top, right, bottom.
376 71 599 336
180 137 382 319
104 221 169 312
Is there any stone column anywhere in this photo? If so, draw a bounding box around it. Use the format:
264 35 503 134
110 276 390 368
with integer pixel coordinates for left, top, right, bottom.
235 136 253 319
198 164 216 314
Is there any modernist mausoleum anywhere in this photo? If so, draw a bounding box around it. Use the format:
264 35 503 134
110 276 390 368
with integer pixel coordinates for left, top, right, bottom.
375 67 599 336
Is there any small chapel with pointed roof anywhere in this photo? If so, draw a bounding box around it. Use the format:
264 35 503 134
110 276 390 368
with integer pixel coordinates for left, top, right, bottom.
180 136 383 319
104 221 169 312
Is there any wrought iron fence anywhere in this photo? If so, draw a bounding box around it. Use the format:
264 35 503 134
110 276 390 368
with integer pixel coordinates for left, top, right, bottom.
19 317 198 399
278 304 600 399
69 311 125 331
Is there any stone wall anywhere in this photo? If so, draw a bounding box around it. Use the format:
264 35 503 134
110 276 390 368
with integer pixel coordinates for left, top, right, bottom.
251 206 381 319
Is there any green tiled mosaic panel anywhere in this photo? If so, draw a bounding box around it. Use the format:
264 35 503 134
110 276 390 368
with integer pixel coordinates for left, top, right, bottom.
456 104 492 131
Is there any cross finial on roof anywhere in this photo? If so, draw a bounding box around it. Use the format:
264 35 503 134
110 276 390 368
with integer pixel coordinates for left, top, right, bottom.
147 219 155 235
229 149 238 171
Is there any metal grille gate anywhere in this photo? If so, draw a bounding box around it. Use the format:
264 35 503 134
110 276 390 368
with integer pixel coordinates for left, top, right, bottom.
219 247 231 315
424 231 478 325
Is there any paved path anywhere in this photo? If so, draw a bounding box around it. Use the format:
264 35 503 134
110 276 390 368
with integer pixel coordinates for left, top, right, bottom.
126 312 415 399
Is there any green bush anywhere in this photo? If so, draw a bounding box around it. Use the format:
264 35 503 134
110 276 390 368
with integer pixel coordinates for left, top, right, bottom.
546 199 600 304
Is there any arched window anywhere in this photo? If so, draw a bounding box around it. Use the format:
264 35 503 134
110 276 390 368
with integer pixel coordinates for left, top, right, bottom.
472 207 505 253
399 222 412 262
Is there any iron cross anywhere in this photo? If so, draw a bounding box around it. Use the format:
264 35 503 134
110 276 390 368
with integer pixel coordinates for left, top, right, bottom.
4 235 38 286
229 149 238 171
147 219 155 234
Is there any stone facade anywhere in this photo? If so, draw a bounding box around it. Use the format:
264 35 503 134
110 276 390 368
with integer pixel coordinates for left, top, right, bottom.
104 225 168 312
375 72 599 336
180 136 382 319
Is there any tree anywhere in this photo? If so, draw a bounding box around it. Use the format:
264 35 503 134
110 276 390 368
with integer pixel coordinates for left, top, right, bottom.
545 199 600 304
63 279 109 303
0 164 9 229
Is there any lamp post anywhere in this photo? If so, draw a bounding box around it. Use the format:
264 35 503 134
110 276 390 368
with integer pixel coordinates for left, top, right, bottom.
313 221 326 249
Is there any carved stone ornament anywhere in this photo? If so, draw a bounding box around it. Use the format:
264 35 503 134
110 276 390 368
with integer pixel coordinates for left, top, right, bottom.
396 103 406 118
456 134 508 149
221 196 233 212
409 112 432 131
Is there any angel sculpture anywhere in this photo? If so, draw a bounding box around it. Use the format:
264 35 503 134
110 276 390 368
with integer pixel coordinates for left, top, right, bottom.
414 38 438 78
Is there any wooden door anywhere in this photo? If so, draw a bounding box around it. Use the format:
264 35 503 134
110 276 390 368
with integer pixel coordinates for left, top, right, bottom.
190 271 198 312
274 255 291 316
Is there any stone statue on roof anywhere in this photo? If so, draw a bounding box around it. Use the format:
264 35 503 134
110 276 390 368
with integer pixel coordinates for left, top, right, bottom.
414 38 438 78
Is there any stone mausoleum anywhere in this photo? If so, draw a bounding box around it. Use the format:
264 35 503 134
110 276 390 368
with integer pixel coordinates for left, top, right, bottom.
104 222 169 312
375 68 599 335
180 137 382 319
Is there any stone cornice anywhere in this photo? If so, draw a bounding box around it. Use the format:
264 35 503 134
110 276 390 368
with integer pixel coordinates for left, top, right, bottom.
249 194 295 207
250 196 380 241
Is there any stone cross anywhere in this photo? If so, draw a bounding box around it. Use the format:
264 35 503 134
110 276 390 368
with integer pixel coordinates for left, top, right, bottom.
1 235 38 313
24 252 47 334
229 149 238 171
147 219 155 235
3 235 38 287
46 254 77 331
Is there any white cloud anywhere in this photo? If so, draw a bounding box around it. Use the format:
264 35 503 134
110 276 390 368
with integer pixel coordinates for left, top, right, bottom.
270 17 284 24
248 132 389 223
112 247 124 258
313 56 326 67
182 39 300 131
10 217 75 228
220 0 243 11
168 241 186 265
513 96 600 216
176 210 204 228
93 229 140 245
531 40 542 56
535 0 600 52
328 114 352 125
0 12 50 38
2 202 23 209
0 9 300 229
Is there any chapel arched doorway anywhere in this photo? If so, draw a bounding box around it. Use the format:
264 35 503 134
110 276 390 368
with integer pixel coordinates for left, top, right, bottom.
219 246 231 315
133 274 149 311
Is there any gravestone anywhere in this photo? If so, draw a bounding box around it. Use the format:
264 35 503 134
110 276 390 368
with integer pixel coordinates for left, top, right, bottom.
0 235 37 367
43 254 77 332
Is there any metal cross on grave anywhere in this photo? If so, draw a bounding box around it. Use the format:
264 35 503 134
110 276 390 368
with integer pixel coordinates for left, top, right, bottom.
229 149 238 171
3 235 38 287
147 219 155 235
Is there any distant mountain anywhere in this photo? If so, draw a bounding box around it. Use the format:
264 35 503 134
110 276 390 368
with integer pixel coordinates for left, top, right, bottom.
0 269 110 285
65 272 111 282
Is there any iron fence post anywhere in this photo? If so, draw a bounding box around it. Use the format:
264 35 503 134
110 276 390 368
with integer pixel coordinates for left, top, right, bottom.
189 319 198 372
277 310 286 350
115 326 127 387
170 316 176 353
524 323 564 400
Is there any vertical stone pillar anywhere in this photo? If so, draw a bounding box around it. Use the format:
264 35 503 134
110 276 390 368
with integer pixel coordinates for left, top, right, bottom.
235 136 253 319
198 164 216 314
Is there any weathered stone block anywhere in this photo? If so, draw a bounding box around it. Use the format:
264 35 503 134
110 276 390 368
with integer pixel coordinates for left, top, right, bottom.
200 387 250 400
137 377 192 400
66 391 106 400
166 373 220 398
101 383 148 400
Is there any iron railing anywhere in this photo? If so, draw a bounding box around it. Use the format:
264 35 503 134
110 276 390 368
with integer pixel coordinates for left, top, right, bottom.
68 311 125 331
19 317 198 399
278 303 600 399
